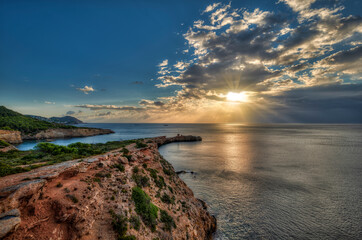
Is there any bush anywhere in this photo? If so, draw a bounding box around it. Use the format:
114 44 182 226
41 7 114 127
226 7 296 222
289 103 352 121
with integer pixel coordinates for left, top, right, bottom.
0 140 10 147
161 193 174 204
133 166 139 174
114 164 125 172
109 210 128 239
132 174 149 188
160 209 176 231
136 141 147 148
121 148 129 154
132 187 158 231
129 215 141 230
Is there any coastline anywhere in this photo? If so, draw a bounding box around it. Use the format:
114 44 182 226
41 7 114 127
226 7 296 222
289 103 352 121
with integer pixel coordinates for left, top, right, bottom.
0 135 216 239
0 128 114 145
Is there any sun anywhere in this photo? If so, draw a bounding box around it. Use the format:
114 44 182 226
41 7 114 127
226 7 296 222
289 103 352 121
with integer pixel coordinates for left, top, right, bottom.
226 91 248 102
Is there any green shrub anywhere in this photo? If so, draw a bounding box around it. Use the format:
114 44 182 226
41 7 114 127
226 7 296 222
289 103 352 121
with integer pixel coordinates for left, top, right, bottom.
109 210 130 240
132 174 149 188
160 209 176 231
129 215 141 230
114 164 125 172
136 141 147 148
161 193 174 204
132 187 158 231
56 182 63 188
133 166 139 174
0 140 10 147
121 148 130 154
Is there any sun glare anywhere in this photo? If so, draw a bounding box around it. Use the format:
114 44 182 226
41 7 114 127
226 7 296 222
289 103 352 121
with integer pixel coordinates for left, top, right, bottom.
226 92 248 102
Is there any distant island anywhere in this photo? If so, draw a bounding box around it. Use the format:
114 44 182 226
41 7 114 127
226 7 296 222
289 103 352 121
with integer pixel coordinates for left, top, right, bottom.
0 106 113 144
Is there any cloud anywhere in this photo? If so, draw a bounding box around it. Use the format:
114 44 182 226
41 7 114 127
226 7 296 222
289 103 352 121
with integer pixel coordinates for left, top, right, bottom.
158 59 168 67
203 3 221 14
75 1 362 123
66 111 75 115
279 0 316 12
77 86 95 94
97 111 112 116
139 99 165 107
74 104 145 111
45 101 55 104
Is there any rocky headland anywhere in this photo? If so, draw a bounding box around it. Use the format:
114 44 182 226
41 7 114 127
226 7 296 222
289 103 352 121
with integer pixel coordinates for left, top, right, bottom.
0 135 216 239
22 128 114 141
0 128 114 145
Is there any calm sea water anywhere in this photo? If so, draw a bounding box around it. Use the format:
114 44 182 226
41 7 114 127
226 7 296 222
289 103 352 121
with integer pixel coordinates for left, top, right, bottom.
17 124 362 239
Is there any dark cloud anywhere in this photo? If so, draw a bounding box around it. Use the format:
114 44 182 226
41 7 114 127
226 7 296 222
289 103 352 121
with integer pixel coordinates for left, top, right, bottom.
139 100 165 107
66 111 75 115
74 104 145 111
97 111 112 116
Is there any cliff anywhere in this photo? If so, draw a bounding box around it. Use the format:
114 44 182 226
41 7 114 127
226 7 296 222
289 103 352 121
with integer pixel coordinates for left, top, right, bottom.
0 130 22 144
22 128 114 140
0 135 216 240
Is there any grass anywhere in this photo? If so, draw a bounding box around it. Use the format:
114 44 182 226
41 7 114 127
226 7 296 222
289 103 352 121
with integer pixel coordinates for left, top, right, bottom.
0 139 137 177
132 187 158 231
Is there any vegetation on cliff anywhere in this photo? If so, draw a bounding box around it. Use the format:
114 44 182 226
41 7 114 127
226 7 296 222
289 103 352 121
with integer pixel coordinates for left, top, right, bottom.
0 140 137 177
0 106 76 135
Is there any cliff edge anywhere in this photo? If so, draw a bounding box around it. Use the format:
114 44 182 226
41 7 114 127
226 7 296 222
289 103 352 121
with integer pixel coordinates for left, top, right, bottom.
0 135 216 240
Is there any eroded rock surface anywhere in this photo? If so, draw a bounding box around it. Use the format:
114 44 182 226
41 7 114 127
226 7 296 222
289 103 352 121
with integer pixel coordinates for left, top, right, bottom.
0 130 22 144
0 135 216 240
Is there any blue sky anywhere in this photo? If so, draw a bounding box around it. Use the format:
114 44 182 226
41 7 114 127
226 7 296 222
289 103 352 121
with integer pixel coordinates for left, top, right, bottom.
0 0 361 123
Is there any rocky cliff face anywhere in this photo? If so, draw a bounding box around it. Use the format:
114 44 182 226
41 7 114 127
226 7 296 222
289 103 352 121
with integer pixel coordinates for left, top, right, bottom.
0 130 22 144
22 128 114 140
0 136 216 240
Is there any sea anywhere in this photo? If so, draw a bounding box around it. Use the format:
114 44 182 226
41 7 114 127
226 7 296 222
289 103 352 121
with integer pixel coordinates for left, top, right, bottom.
16 123 362 239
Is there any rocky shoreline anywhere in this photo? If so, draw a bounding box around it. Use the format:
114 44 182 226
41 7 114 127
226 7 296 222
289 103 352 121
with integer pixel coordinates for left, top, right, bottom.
0 135 216 239
0 128 114 144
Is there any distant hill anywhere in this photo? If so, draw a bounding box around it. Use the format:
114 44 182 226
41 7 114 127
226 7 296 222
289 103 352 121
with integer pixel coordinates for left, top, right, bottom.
27 115 83 125
49 116 83 124
0 106 76 135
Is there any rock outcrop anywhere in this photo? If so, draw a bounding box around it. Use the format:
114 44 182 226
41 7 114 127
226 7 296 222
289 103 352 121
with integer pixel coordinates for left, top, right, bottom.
0 135 216 240
22 128 114 140
0 209 21 238
0 130 22 144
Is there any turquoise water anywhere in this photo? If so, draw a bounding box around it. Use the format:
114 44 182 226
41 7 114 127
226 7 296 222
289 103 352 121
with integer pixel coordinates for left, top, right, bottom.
17 124 362 239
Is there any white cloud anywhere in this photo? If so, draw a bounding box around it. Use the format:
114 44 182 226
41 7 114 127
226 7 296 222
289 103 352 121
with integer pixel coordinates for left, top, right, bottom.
44 101 55 104
77 86 95 94
158 59 168 67
203 3 221 14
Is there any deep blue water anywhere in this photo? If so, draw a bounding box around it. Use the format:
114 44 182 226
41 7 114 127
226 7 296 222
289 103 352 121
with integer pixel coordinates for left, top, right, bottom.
16 124 362 239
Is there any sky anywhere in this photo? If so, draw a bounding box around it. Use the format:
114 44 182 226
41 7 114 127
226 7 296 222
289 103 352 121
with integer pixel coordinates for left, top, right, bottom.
0 0 361 123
